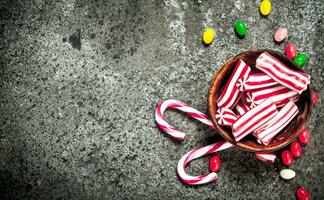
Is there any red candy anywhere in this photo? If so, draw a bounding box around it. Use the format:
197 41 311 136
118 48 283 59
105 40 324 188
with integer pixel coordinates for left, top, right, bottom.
296 187 310 200
209 156 221 172
298 129 310 144
281 150 293 166
285 43 297 59
290 141 302 158
312 91 318 107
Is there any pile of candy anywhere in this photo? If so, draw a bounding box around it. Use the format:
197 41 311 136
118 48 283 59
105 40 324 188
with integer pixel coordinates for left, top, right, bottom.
215 52 311 145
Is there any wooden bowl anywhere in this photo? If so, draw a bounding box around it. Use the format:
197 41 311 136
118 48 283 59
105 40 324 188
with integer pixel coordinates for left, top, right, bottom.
208 49 313 152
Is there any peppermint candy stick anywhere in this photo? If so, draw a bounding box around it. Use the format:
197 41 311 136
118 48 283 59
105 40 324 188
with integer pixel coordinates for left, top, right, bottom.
217 60 251 109
255 152 276 164
256 52 310 94
235 100 250 116
237 73 278 91
245 85 299 108
216 108 238 126
255 102 299 145
155 99 215 141
177 141 233 185
232 99 278 141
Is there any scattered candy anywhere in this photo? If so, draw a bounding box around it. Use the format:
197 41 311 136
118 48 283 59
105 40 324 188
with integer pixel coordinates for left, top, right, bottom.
294 53 309 67
255 151 276 164
259 0 272 16
256 52 310 94
203 28 216 45
209 156 221 172
290 141 302 158
274 28 288 42
281 150 293 166
296 187 310 200
235 20 247 37
280 169 296 180
237 72 278 91
255 102 299 145
245 85 299 108
155 99 215 141
217 60 251 109
285 43 297 59
177 141 233 185
232 99 278 141
298 129 310 144
312 91 318 107
216 107 238 126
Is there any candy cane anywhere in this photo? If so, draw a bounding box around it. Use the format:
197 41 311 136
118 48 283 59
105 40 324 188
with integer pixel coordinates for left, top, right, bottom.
236 73 278 91
232 99 278 141
255 102 299 145
177 141 233 185
217 60 251 109
245 85 299 108
256 52 310 94
255 152 276 164
216 108 238 126
155 99 215 141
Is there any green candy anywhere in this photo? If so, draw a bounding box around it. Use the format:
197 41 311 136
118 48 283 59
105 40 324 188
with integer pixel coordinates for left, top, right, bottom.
294 53 309 67
235 20 247 37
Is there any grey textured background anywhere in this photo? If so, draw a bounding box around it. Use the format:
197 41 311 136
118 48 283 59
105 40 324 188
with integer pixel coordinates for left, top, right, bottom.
0 0 323 199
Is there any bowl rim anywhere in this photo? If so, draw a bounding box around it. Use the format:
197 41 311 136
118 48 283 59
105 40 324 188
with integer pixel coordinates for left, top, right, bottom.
208 49 313 152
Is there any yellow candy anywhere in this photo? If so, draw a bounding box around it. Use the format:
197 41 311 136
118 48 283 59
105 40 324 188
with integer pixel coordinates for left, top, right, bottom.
202 28 215 45
260 0 272 16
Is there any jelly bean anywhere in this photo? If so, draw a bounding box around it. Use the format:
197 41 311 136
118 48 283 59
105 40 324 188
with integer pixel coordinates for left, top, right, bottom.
296 187 310 200
235 20 247 37
298 129 310 144
285 43 297 59
312 91 318 107
274 28 288 42
294 53 309 67
203 28 216 45
280 169 296 180
290 141 302 158
281 150 293 166
260 0 272 16
209 156 221 172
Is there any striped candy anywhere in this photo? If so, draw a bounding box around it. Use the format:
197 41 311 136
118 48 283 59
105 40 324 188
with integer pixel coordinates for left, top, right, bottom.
245 85 299 108
256 52 310 94
216 108 238 126
255 151 276 164
235 97 250 116
237 73 278 91
155 99 215 141
232 99 278 141
177 141 233 185
217 60 251 109
255 102 299 145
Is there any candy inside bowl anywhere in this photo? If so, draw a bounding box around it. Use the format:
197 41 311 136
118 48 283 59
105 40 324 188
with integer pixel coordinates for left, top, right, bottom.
208 49 313 152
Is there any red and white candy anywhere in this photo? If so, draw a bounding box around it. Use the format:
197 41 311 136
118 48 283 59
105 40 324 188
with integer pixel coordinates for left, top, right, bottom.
217 60 251 109
237 73 278 91
255 151 276 164
177 141 233 185
232 99 278 141
256 52 310 94
255 101 299 145
245 85 299 108
216 107 238 126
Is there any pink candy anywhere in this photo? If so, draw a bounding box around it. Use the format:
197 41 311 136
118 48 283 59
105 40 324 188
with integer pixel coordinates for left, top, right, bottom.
217 60 251 109
274 28 288 42
256 52 310 94
255 102 299 145
232 99 278 141
245 85 299 108
237 73 278 91
216 108 238 126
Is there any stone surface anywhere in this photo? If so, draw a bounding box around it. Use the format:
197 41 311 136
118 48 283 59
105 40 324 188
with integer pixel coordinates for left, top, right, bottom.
0 0 323 199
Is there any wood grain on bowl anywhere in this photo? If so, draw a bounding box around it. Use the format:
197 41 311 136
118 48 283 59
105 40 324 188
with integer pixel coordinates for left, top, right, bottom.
208 49 313 152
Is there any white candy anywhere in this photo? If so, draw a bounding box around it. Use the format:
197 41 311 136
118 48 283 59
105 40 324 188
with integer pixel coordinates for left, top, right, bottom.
280 169 296 180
